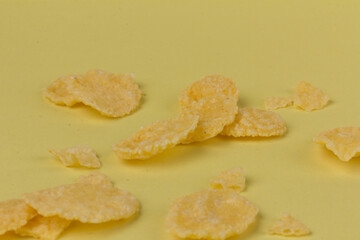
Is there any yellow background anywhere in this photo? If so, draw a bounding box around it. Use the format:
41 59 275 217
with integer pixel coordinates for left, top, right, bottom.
1 0 360 239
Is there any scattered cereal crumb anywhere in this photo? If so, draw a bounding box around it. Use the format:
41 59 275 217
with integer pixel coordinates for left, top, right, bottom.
210 167 245 193
113 115 199 159
268 213 310 236
221 107 286 137
77 172 113 187
293 81 329 111
314 127 360 161
166 189 258 240
265 97 293 110
49 145 101 168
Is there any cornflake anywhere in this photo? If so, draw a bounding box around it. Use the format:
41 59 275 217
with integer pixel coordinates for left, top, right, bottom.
49 145 101 168
15 215 71 240
221 107 286 137
22 183 140 223
77 172 113 187
166 189 258 240
43 75 81 106
314 127 360 161
179 74 239 106
180 94 238 143
113 115 199 159
265 97 293 110
268 213 310 236
210 167 245 193
293 81 329 111
0 199 36 235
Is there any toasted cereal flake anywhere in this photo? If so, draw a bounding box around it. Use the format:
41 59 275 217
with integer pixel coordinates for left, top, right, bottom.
22 183 140 223
166 189 258 240
77 172 113 187
210 167 245 193
44 75 81 106
221 107 286 137
72 70 142 117
0 199 37 235
293 81 329 111
268 213 310 236
113 115 199 159
179 75 239 106
314 127 360 161
15 215 71 240
265 97 293 110
180 94 238 143
49 145 101 168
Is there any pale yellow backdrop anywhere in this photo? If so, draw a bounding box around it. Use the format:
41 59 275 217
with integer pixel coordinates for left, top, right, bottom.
0 0 360 239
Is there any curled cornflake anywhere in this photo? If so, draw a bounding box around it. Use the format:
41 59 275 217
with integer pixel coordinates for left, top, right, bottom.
43 75 81 106
221 107 286 137
293 81 329 111
15 215 71 240
179 74 239 106
49 145 101 169
113 115 199 159
180 94 238 143
265 97 293 110
166 189 258 240
0 199 37 235
314 127 360 161
22 183 140 224
210 167 245 193
77 172 113 187
268 213 310 237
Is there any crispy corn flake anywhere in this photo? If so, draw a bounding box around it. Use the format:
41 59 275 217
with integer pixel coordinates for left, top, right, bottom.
113 115 199 159
314 127 360 161
210 167 245 193
293 81 329 111
43 75 81 106
221 107 286 137
77 172 113 187
0 199 37 235
22 183 140 223
49 145 101 168
268 213 310 236
166 189 258 240
179 75 239 106
73 70 142 117
180 94 238 143
15 215 71 240
265 97 293 110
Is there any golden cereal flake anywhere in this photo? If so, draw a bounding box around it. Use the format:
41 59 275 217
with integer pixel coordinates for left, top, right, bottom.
166 189 258 240
0 199 37 235
44 75 81 106
314 127 360 161
72 70 142 117
210 167 245 193
268 213 310 236
22 183 140 223
293 81 329 111
180 94 238 144
49 145 101 168
15 215 71 240
221 107 286 137
77 172 113 187
265 97 293 110
113 115 199 159
179 74 239 106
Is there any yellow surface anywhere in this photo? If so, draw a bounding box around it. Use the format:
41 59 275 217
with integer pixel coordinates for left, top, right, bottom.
0 0 360 239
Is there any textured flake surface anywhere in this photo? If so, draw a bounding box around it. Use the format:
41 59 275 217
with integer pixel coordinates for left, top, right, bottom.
43 75 81 106
265 97 293 110
210 167 246 193
293 81 329 111
268 213 310 236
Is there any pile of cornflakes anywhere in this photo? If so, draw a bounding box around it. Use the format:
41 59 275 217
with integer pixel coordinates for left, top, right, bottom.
0 173 139 240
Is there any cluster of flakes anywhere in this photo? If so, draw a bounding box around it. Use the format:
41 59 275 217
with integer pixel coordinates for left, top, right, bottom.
268 213 310 236
167 167 259 240
0 173 139 240
265 81 329 111
44 70 142 118
49 145 101 168
314 127 360 162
